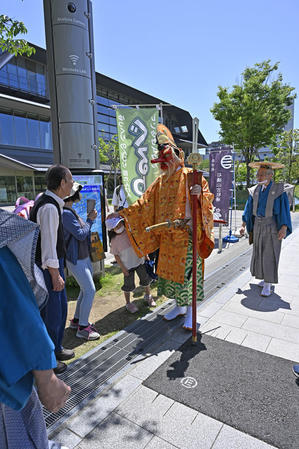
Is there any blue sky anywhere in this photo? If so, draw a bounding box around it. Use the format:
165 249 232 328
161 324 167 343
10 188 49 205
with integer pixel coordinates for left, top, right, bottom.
3 0 299 143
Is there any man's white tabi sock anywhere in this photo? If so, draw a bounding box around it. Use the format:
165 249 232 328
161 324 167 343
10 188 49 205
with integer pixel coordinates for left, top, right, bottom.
182 305 194 330
261 282 272 297
163 305 186 321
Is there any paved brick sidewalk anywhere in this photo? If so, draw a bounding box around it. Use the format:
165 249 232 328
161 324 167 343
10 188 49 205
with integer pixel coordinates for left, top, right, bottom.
51 224 299 449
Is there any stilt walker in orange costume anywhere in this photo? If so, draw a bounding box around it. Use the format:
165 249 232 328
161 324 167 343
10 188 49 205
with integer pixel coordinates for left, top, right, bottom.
111 125 214 330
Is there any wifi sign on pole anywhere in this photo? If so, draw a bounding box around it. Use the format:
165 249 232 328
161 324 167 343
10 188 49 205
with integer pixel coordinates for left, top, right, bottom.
43 0 98 170
69 54 80 66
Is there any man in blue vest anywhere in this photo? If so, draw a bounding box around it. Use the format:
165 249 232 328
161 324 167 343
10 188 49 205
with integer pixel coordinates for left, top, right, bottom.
240 161 292 297
30 164 75 374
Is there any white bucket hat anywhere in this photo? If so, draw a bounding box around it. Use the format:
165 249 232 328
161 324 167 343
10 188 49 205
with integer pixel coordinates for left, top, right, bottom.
64 181 82 200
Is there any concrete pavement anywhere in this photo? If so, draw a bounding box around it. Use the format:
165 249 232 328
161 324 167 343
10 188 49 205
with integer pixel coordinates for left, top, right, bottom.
51 215 299 449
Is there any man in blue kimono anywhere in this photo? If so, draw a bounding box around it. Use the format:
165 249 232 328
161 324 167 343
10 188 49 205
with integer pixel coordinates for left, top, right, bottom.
240 162 292 297
293 364 299 377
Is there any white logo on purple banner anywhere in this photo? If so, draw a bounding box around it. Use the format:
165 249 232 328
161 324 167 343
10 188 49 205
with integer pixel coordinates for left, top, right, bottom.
220 154 233 170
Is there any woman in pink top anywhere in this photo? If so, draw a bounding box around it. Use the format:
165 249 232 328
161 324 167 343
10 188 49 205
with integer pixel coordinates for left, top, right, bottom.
106 217 156 313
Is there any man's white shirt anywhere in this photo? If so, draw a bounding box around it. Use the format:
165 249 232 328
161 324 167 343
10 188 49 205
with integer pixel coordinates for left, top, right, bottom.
112 185 128 209
36 190 65 270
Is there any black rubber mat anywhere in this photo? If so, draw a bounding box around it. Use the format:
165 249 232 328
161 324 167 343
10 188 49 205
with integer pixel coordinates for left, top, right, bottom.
45 249 253 431
143 334 299 449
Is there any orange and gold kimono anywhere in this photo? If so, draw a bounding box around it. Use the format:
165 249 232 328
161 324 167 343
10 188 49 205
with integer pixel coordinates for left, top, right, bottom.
120 166 214 285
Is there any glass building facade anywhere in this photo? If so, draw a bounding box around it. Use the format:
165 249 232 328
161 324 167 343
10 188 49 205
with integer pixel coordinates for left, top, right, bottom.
0 53 48 98
0 110 52 149
96 95 118 141
96 89 135 142
0 46 207 205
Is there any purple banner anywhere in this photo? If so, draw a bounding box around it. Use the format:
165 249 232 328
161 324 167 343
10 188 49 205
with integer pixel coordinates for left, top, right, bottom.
209 148 233 226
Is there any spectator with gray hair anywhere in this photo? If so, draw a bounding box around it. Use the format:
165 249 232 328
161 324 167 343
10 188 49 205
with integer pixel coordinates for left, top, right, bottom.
30 164 75 374
240 162 292 297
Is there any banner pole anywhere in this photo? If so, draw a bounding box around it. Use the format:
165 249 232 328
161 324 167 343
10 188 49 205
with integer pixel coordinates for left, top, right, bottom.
160 103 163 124
112 103 172 109
233 144 237 231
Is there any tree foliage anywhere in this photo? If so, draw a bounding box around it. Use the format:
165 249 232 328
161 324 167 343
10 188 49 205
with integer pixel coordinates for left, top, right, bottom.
200 157 210 171
211 60 296 186
235 161 249 187
271 129 299 185
0 14 35 56
98 133 120 188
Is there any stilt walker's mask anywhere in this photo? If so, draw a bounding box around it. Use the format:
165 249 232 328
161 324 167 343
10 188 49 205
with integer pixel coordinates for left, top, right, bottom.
151 124 184 171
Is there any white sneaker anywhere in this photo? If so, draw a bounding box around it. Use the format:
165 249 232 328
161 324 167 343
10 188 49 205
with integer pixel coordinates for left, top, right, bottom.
163 306 186 321
182 306 194 330
258 280 264 287
261 282 272 297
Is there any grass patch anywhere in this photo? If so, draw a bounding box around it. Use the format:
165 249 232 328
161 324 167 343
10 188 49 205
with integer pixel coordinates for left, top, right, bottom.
64 265 166 362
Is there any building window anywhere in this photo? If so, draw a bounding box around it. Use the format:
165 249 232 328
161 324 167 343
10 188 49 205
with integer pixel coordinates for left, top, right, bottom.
40 120 52 149
0 110 52 149
25 59 38 93
34 175 47 194
0 176 16 203
16 176 34 200
36 63 47 97
0 112 14 145
96 95 109 106
6 59 18 89
28 114 40 148
17 58 28 91
110 125 117 134
0 55 47 98
14 113 28 147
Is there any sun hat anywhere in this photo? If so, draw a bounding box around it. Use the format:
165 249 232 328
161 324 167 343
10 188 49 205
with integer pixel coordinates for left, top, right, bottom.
106 216 124 231
248 161 284 169
64 181 82 201
68 181 82 197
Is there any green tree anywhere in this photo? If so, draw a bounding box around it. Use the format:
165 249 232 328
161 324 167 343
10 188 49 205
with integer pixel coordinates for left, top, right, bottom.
211 60 296 187
235 161 248 187
271 129 299 185
98 133 120 188
0 14 35 56
200 157 210 171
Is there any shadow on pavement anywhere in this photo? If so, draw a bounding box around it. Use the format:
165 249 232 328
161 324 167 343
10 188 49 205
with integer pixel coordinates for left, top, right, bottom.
238 283 291 312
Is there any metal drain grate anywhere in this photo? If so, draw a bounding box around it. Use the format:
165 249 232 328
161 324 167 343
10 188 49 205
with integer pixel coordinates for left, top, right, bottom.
204 249 252 298
45 247 252 430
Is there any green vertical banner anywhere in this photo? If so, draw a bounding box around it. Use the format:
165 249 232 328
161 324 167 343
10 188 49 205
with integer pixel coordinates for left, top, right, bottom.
116 108 159 205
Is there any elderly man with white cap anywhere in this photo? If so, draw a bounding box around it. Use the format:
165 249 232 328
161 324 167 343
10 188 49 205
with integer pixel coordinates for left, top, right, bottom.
240 161 292 297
